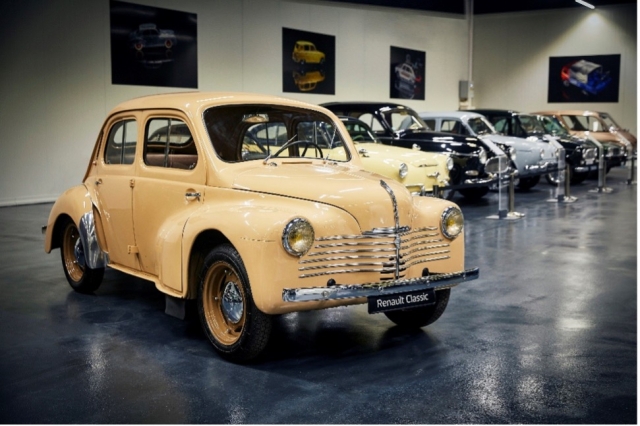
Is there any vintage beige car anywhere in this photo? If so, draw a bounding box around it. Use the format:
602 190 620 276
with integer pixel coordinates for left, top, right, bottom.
43 92 478 361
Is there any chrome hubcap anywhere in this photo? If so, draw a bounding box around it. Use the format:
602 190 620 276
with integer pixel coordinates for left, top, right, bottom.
221 281 244 324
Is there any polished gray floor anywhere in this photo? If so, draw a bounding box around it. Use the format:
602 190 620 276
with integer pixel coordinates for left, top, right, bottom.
0 169 636 424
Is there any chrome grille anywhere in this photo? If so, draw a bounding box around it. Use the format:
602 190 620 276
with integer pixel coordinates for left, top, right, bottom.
298 226 451 279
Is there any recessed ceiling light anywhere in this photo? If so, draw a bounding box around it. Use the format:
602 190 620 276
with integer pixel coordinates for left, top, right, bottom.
575 0 595 9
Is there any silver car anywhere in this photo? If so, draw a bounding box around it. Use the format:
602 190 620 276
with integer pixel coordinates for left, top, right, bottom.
420 111 559 190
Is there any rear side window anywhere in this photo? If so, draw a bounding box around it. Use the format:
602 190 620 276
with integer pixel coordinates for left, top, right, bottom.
104 120 137 165
144 118 198 170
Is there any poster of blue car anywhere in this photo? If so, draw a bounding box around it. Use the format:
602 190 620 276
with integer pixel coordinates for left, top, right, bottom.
548 54 620 103
110 0 197 88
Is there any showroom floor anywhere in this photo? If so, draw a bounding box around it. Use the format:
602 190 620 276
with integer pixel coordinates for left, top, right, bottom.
0 168 636 424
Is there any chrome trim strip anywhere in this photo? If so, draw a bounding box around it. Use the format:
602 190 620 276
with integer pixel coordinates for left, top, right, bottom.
299 254 395 264
284 268 480 302
308 248 397 256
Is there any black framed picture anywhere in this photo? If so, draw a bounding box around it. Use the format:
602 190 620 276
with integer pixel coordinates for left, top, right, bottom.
547 54 620 103
390 46 425 100
110 0 197 88
282 28 335 95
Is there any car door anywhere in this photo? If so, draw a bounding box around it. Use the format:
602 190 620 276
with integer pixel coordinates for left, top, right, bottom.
92 114 140 270
131 113 206 292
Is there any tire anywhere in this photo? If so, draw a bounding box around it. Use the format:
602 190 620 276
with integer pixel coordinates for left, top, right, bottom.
517 175 540 190
198 244 272 362
59 219 104 294
384 289 450 328
458 186 489 201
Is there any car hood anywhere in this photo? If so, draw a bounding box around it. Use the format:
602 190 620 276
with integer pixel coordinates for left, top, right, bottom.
353 142 443 167
231 163 414 232
395 129 480 155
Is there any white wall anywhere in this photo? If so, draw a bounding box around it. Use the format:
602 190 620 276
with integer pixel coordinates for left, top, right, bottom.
472 4 637 134
1 1 636 206
0 0 468 206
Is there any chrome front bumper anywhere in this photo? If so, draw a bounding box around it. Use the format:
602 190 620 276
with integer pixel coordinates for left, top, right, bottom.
282 268 479 303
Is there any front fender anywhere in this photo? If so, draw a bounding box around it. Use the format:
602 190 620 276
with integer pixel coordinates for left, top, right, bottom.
182 194 362 314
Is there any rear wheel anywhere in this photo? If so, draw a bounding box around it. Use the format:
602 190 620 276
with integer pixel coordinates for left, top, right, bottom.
60 219 104 293
198 244 272 362
384 289 450 328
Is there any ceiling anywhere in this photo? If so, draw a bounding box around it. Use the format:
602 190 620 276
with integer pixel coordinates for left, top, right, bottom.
325 0 636 15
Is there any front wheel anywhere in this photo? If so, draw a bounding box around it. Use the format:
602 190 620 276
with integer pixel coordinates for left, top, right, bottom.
60 219 104 294
384 289 450 328
517 175 540 190
198 244 272 362
458 186 489 201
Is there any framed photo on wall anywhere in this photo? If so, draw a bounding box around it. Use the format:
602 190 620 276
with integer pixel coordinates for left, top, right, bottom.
110 0 198 88
390 46 425 100
282 28 335 95
547 54 620 103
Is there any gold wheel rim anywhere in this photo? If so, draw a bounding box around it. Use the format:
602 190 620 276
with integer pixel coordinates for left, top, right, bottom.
202 261 246 346
62 223 84 282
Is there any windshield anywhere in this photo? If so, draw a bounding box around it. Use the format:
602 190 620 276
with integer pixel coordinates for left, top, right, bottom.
599 113 620 130
381 108 429 132
539 116 569 137
203 105 350 162
341 119 381 143
466 117 495 136
518 114 546 135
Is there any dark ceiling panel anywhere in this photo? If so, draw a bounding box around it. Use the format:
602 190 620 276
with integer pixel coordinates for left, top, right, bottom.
324 0 636 15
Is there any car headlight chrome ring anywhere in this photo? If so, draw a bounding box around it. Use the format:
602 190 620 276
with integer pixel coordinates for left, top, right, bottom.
441 206 464 240
508 146 517 161
282 218 315 256
399 163 409 179
478 147 487 165
446 157 454 171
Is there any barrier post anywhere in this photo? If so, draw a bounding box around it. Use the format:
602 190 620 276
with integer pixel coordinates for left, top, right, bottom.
546 138 577 203
586 133 613 193
487 156 524 220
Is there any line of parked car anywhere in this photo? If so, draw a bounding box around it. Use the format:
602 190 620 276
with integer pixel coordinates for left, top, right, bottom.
43 92 636 361
320 102 635 201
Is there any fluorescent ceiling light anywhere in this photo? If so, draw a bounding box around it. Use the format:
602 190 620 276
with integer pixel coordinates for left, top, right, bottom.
575 0 595 9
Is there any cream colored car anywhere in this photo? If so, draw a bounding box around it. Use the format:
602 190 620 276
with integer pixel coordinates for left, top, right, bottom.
43 92 478 361
339 116 452 194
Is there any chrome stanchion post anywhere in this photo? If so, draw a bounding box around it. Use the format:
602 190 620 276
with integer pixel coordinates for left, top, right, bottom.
614 132 636 185
586 133 613 193
547 138 576 203
488 156 523 220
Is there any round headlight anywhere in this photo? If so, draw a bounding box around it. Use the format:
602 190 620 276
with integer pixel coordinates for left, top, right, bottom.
446 157 454 171
508 146 517 161
540 149 545 160
282 218 314 256
399 163 409 179
478 147 487 164
441 207 464 240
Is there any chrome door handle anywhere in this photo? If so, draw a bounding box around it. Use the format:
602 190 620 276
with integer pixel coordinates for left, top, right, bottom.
185 191 201 201
95 178 103 185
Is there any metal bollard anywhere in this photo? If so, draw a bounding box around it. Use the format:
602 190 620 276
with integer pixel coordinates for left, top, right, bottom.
487 171 524 220
547 163 577 203
586 133 613 194
626 154 636 185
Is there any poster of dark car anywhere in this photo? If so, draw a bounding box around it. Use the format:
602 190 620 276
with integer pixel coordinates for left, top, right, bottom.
282 28 335 95
390 46 425 100
548 54 620 103
110 0 197 88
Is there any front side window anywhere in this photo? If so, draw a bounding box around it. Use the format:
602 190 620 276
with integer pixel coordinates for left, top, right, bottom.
466 117 494 136
383 109 429 132
144 118 198 170
342 121 380 143
203 105 351 163
599 113 619 129
539 116 569 137
518 115 545 135
104 119 137 165
441 120 462 134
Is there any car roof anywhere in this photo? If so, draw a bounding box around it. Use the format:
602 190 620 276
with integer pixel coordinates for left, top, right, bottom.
419 111 483 120
321 101 412 111
109 91 329 117
464 109 520 116
533 110 600 116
